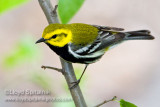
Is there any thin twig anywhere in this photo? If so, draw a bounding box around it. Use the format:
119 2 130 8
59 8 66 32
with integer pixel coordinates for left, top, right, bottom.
41 65 62 72
53 5 58 14
38 0 87 107
94 96 117 107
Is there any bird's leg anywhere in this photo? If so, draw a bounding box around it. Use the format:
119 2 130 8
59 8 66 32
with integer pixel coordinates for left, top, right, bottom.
70 64 89 89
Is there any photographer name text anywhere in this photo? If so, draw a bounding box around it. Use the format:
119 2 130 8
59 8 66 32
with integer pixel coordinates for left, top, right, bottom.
5 89 51 96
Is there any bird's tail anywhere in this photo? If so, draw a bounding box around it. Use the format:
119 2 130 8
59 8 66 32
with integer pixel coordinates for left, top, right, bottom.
124 30 154 40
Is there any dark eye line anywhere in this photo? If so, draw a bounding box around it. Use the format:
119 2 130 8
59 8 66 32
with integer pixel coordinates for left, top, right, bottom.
51 34 57 39
61 33 67 37
50 33 67 40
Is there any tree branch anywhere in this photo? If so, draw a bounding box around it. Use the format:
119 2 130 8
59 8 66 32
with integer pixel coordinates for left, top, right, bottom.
94 96 117 107
41 65 62 73
38 0 87 107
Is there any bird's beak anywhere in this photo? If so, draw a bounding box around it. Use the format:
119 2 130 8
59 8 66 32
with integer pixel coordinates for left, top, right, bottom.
35 38 46 44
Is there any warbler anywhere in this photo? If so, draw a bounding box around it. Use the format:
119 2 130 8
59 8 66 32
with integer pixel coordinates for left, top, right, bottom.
36 23 154 88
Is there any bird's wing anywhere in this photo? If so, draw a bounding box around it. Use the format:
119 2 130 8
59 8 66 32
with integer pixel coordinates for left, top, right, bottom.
70 24 125 55
92 25 124 31
71 30 125 55
92 31 125 52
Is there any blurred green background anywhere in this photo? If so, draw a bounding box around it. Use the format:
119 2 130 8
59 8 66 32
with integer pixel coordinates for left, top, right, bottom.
0 0 159 107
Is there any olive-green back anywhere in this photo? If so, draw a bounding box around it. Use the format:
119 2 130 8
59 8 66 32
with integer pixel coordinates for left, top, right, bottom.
68 23 99 46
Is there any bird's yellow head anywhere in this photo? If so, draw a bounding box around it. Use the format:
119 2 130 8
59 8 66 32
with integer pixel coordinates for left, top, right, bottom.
36 23 72 47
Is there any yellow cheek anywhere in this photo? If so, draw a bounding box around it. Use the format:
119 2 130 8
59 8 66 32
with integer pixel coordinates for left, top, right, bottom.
47 40 66 47
43 29 71 39
45 29 72 47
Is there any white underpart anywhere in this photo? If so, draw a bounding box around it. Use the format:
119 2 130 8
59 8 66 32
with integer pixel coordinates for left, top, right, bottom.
75 42 101 54
88 42 101 53
75 44 91 53
68 46 104 59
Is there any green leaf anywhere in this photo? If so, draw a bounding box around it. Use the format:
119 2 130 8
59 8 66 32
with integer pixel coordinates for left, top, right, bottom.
2 35 41 69
120 99 137 107
58 0 85 24
0 0 29 14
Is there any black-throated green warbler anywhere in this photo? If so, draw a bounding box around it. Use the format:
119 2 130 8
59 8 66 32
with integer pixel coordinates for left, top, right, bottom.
36 23 154 88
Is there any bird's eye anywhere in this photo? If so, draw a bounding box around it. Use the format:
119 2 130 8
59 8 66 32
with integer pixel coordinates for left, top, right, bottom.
51 35 57 39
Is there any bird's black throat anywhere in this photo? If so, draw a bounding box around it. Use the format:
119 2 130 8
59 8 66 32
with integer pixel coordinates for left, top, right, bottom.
46 43 77 63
